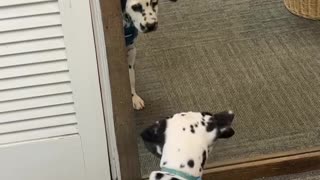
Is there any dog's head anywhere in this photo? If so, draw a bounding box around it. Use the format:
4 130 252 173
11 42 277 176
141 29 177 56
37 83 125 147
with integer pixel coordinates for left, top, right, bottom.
141 111 235 176
122 0 176 33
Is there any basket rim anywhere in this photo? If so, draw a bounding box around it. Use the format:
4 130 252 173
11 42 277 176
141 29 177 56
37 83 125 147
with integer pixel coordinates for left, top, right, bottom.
283 0 320 20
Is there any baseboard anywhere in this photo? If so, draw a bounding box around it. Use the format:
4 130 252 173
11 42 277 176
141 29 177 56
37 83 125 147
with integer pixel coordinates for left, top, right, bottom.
141 148 320 180
203 148 320 180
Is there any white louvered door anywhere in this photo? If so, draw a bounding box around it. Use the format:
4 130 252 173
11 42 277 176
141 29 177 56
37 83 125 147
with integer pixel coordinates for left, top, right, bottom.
0 1 111 180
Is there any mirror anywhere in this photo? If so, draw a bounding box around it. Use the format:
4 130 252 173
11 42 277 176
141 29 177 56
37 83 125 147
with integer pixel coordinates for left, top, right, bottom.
123 0 320 178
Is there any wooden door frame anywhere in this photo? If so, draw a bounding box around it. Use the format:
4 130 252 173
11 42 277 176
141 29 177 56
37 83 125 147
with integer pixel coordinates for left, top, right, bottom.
202 147 320 180
90 0 141 180
92 0 320 180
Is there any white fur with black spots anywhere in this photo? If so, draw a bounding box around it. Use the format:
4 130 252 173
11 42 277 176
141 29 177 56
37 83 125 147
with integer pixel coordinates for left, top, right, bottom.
141 111 235 180
122 0 177 110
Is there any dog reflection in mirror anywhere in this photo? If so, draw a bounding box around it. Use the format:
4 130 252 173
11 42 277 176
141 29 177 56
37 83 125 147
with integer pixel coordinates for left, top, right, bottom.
121 0 176 110
141 111 235 180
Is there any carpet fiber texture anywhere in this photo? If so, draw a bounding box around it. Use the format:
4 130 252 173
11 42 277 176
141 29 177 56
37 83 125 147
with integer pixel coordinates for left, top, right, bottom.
133 0 320 177
257 170 320 180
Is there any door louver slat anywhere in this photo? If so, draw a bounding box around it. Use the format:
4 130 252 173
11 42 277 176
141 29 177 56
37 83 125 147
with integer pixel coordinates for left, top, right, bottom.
0 1 59 20
0 0 79 145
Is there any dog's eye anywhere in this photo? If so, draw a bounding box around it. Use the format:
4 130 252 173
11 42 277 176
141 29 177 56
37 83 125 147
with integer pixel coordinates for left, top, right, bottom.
151 1 158 8
131 3 143 12
150 0 158 8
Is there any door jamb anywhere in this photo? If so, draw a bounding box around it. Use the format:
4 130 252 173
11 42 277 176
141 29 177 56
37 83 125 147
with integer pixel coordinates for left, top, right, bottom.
93 0 320 179
90 0 142 179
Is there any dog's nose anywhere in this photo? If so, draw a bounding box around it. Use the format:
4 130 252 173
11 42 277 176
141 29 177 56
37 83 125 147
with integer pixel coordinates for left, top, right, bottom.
146 22 158 32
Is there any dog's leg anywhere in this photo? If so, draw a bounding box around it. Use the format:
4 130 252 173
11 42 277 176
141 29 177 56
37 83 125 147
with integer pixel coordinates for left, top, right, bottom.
127 44 145 110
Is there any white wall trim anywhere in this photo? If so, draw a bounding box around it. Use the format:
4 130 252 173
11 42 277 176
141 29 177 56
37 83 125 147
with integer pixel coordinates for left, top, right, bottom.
89 0 121 180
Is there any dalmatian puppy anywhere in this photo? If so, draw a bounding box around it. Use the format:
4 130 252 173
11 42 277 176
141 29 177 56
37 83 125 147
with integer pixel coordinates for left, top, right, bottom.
121 0 176 110
141 111 235 180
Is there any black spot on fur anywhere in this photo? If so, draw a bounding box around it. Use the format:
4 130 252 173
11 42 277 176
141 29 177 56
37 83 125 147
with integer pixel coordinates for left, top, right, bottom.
201 112 213 116
146 2 149 6
129 65 132 69
201 150 207 169
199 168 202 172
144 17 147 21
131 3 143 13
195 124 198 128
180 164 185 168
149 12 152 15
187 159 194 168
142 12 146 16
163 161 167 165
201 121 205 126
190 125 195 133
182 128 185 131
171 178 179 180
181 113 186 116
155 173 164 179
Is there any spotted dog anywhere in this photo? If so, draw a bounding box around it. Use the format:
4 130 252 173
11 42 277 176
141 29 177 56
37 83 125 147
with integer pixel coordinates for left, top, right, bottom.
121 0 175 110
141 111 235 180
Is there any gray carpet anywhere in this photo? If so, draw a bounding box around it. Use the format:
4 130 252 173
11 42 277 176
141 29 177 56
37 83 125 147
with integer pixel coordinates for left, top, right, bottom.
257 170 320 180
133 0 320 178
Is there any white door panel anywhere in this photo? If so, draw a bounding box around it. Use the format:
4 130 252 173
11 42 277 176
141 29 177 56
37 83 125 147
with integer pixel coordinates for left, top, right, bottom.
0 0 111 179
0 135 86 180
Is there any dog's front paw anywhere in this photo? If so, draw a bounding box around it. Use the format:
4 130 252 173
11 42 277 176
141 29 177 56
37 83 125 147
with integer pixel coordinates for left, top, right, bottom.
132 94 145 110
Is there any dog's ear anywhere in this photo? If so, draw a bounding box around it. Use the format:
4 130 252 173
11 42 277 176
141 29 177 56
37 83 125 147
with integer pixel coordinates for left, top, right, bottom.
140 120 167 158
140 119 167 143
214 111 235 139
121 0 127 11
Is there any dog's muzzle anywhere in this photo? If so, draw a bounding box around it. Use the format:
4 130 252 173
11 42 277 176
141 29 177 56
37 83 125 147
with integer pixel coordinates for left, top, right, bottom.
141 22 158 32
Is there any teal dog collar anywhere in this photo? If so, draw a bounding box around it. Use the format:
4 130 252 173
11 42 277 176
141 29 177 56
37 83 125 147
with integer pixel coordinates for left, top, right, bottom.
162 167 201 180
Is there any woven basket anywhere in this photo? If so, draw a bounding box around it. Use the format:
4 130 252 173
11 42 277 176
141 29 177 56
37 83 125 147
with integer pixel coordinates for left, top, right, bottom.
284 0 320 20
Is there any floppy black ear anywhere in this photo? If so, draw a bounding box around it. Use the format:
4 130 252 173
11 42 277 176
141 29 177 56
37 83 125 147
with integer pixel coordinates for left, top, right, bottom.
121 0 127 11
219 127 235 138
140 119 167 158
214 110 234 125
214 110 235 139
140 119 166 143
